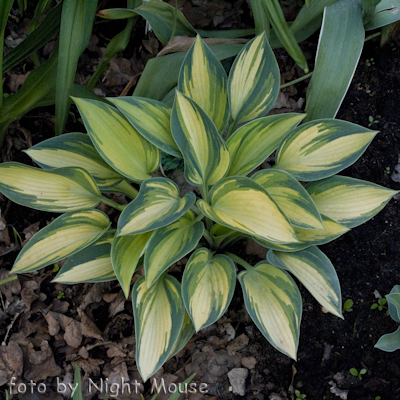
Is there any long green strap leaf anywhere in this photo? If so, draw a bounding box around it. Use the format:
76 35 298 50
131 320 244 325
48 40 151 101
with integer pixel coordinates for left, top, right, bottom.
249 0 270 36
3 2 62 72
56 0 98 136
304 0 364 121
87 0 140 90
261 0 308 72
0 0 14 107
364 0 400 30
0 50 58 146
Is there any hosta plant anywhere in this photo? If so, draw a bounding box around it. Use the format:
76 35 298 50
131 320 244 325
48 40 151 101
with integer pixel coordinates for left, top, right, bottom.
375 285 400 352
0 33 398 382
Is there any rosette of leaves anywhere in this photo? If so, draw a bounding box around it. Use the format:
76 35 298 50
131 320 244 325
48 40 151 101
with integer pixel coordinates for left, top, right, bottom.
0 33 398 382
375 285 400 352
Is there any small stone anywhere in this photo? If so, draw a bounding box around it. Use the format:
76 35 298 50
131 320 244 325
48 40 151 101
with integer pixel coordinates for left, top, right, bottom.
241 356 257 369
227 368 248 396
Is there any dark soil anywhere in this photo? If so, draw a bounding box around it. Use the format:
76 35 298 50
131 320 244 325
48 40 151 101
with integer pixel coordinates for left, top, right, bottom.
1 2 400 400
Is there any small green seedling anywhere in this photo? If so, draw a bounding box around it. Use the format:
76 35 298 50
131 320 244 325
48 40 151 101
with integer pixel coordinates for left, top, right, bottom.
371 298 389 315
375 396 381 400
57 290 65 299
53 264 60 272
343 299 354 313
9 225 22 246
366 58 375 67
384 166 391 175
349 367 367 380
368 115 379 127
295 389 306 400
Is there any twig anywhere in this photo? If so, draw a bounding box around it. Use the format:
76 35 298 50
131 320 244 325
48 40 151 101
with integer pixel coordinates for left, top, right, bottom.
119 73 142 97
2 312 20 346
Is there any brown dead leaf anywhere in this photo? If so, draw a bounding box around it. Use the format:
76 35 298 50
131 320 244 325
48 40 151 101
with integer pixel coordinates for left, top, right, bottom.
51 297 69 313
8 72 30 92
77 308 103 340
0 341 23 385
109 290 126 317
74 358 104 375
0 269 21 302
106 344 126 358
64 320 83 348
21 221 41 246
42 311 60 336
43 310 102 348
227 334 249 355
23 340 62 381
80 282 109 310
103 292 118 303
20 287 39 311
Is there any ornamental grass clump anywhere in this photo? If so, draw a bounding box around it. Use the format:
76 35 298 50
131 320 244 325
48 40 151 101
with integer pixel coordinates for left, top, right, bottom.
0 33 398 382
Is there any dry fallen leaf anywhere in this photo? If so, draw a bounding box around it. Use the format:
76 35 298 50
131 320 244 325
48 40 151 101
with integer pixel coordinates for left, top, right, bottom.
23 340 62 381
0 341 23 385
0 269 21 302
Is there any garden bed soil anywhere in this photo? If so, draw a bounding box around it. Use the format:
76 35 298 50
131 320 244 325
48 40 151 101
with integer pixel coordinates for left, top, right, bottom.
1 1 400 400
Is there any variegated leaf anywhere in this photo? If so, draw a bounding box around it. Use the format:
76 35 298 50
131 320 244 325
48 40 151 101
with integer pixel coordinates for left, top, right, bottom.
133 274 185 382
108 97 181 157
252 169 324 230
238 262 302 359
228 33 280 127
227 114 305 177
73 97 160 182
196 176 298 244
255 214 349 252
24 133 124 190
171 91 230 187
0 163 101 212
111 232 153 298
53 231 116 283
274 119 378 181
118 178 196 236
181 248 236 331
12 210 110 274
145 211 204 288
306 175 399 228
267 246 343 318
178 35 229 133
168 311 196 359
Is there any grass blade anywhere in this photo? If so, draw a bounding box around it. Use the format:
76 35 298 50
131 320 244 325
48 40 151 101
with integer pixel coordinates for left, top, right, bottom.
0 50 58 146
0 0 14 108
56 0 98 136
249 0 270 36
87 0 141 90
2 2 61 72
261 0 308 72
